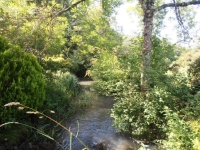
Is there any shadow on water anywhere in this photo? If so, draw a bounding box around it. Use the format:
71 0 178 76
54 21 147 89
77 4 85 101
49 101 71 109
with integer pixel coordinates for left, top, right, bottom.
57 95 141 150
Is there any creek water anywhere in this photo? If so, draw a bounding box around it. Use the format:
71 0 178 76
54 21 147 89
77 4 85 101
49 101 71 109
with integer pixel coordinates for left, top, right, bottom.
57 81 157 150
58 96 140 150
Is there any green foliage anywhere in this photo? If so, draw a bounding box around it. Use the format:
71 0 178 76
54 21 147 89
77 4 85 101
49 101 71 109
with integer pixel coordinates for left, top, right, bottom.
58 72 81 97
161 110 193 150
65 6 123 75
90 37 141 96
42 55 73 73
188 56 200 94
0 0 68 58
76 89 96 107
110 74 200 142
110 64 200 142
176 51 200 67
190 120 200 150
90 49 132 97
111 88 169 141
45 71 81 120
161 104 200 150
150 37 175 86
45 71 95 118
0 68 95 147
0 37 45 124
91 35 200 147
91 50 123 81
91 80 125 97
100 0 123 16
0 36 9 52
0 0 123 76
91 36 175 96
0 102 90 150
0 124 30 146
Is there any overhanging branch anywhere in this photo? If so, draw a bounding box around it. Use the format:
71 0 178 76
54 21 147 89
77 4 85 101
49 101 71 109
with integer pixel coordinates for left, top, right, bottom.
55 0 86 16
154 0 200 13
31 0 86 32
172 0 189 41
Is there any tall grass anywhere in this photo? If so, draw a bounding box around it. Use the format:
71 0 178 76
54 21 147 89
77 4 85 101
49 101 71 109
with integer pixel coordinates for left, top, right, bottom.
0 102 90 150
0 71 95 149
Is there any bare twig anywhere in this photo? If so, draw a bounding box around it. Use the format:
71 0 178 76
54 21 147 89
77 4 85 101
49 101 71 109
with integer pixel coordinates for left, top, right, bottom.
172 0 189 41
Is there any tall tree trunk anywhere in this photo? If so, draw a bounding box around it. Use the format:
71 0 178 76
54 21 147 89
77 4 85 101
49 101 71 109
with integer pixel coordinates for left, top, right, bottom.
140 0 154 92
139 0 200 92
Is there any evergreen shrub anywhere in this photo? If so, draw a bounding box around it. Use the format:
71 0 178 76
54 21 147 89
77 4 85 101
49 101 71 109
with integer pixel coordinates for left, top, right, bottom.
0 37 45 123
111 88 170 141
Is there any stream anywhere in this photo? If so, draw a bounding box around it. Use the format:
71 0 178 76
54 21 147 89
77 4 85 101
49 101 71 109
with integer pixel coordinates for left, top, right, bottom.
57 81 156 150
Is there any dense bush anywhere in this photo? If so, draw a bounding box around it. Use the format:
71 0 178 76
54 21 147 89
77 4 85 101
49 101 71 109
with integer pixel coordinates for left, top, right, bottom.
161 100 200 150
111 88 171 140
110 62 200 141
188 56 200 94
0 36 9 51
158 54 200 149
90 38 142 96
161 111 193 150
0 37 45 123
44 70 96 122
91 36 200 147
45 71 81 120
91 36 175 96
90 50 128 97
91 50 124 81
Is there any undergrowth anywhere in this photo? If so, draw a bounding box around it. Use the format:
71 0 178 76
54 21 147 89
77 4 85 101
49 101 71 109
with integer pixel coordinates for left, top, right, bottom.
0 71 96 149
0 102 90 150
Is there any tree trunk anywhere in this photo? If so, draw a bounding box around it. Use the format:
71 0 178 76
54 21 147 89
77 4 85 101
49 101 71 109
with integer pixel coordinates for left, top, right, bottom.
140 1 154 92
139 0 200 92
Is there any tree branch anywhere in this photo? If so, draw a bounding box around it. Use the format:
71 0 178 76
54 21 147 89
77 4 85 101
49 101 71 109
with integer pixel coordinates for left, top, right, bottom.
55 0 86 16
154 0 200 13
32 0 86 32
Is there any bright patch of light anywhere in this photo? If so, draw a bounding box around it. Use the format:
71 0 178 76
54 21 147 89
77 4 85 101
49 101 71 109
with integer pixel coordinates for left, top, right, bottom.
113 2 200 47
113 2 141 36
